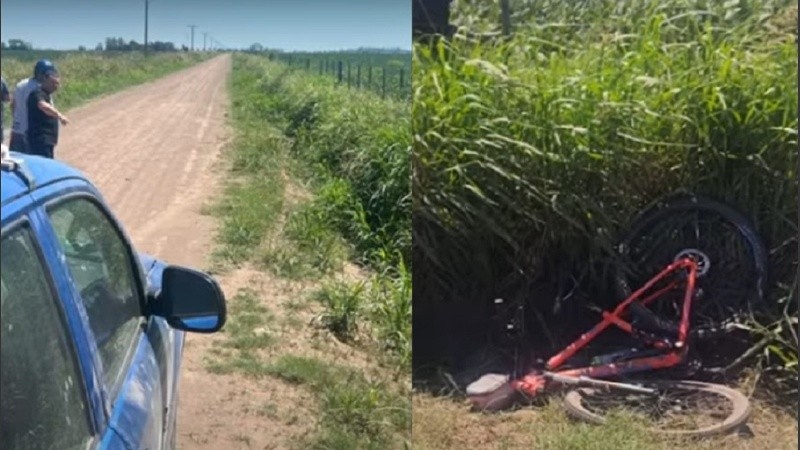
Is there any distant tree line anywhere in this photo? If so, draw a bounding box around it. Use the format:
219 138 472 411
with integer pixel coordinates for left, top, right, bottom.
1 39 34 50
243 42 410 55
102 37 183 52
0 37 186 52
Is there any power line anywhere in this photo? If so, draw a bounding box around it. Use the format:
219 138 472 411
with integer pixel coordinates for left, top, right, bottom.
203 32 209 51
144 0 150 54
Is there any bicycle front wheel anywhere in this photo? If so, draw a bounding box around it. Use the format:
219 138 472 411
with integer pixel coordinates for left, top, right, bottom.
562 379 751 438
614 194 769 332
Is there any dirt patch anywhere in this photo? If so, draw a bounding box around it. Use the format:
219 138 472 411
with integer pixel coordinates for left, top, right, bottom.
177 266 321 449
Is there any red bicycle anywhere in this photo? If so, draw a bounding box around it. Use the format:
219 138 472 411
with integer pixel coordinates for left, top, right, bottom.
467 194 767 438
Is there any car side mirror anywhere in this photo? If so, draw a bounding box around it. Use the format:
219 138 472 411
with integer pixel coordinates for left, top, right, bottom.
150 265 226 333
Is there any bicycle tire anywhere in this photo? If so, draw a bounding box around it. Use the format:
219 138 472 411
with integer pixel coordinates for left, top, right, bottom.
613 193 769 332
562 379 751 438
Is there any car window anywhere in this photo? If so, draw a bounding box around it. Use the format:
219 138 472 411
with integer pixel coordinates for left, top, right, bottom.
0 225 92 450
48 197 143 397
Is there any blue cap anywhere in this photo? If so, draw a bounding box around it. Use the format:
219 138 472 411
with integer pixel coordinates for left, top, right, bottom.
33 59 59 77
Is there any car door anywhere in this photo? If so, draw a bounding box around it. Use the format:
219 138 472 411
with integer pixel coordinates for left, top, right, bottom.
0 208 100 450
38 189 167 450
137 254 185 450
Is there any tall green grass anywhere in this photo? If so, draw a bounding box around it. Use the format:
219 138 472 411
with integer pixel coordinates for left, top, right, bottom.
413 0 797 382
259 62 411 270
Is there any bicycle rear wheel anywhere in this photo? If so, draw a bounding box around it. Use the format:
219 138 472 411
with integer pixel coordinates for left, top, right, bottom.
562 379 751 438
614 194 768 333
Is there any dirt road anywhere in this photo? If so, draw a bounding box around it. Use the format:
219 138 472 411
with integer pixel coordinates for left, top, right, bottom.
58 54 229 267
56 55 236 447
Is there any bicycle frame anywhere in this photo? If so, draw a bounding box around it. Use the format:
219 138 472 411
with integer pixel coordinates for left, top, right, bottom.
511 257 699 397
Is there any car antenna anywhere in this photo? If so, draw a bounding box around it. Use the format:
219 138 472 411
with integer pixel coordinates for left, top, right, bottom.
0 144 36 189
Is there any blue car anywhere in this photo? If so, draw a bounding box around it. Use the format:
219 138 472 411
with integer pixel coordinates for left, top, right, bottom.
0 149 227 450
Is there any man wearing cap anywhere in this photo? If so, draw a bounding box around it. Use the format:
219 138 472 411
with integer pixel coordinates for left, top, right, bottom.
9 59 65 153
26 65 69 159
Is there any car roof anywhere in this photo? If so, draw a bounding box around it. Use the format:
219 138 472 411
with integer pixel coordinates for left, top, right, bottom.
1 151 89 207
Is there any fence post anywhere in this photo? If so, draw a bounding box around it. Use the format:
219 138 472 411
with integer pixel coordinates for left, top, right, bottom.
347 61 351 88
357 64 361 88
337 61 343 83
382 66 386 98
368 65 373 90
500 0 511 36
319 60 323 75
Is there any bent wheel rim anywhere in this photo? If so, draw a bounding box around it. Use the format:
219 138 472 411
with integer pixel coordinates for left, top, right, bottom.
564 380 750 437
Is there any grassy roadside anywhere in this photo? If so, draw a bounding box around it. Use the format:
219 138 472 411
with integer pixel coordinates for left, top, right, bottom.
216 52 412 371
1 52 213 128
252 53 412 370
202 53 410 449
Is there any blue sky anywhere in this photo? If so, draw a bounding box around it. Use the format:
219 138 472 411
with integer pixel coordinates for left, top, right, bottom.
0 0 411 51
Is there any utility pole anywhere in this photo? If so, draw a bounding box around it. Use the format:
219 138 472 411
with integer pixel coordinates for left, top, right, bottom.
144 0 149 54
188 25 197 51
203 32 208 51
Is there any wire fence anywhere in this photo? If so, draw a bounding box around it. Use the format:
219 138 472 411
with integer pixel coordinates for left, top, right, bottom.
273 54 410 100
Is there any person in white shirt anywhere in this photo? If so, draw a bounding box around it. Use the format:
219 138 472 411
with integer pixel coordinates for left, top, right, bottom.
9 59 59 153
